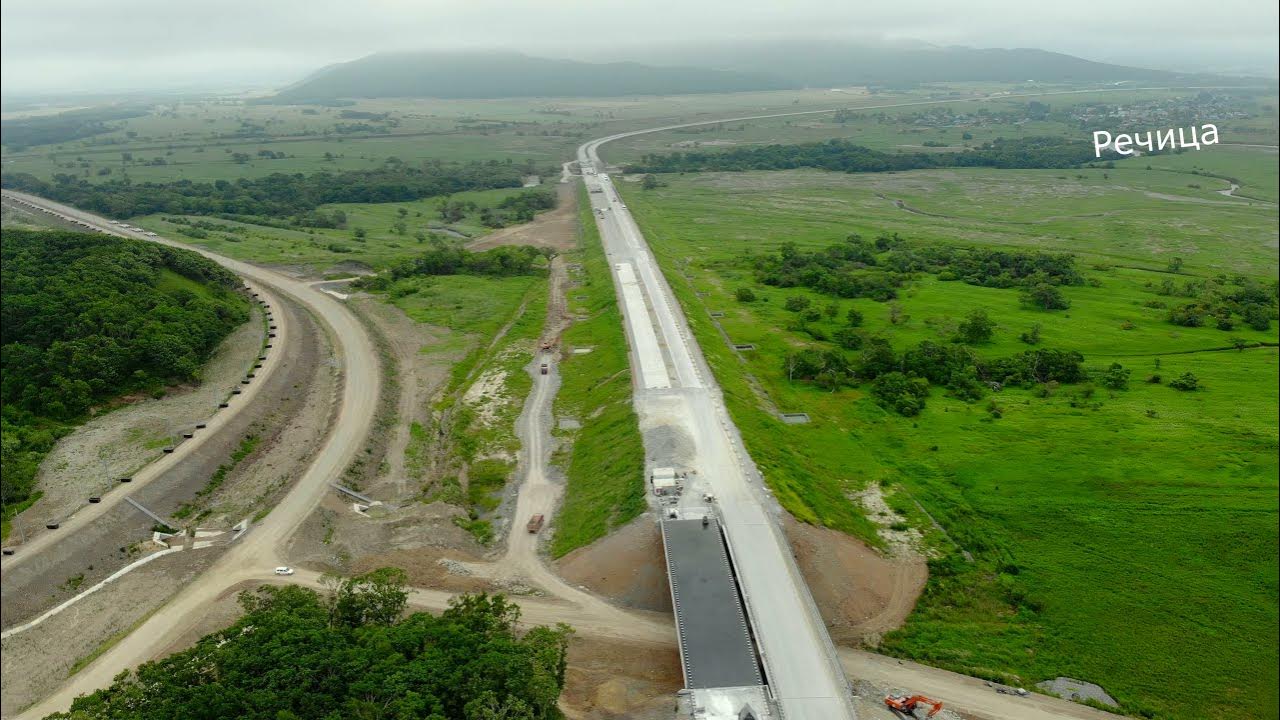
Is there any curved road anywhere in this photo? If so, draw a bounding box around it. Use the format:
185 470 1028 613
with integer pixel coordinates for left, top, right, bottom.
8 193 381 720
0 194 288 569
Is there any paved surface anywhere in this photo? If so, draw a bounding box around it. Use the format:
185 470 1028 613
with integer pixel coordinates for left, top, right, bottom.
8 193 381 720
580 142 858 719
660 518 761 689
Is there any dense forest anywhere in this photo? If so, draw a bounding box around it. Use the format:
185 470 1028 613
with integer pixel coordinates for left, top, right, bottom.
1 229 249 522
47 572 573 720
0 106 151 151
625 136 1111 174
1 161 527 221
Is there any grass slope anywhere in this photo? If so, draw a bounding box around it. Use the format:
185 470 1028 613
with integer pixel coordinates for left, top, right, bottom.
549 187 646 556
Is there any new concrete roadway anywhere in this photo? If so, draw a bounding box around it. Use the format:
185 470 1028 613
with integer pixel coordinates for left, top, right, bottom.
580 139 858 718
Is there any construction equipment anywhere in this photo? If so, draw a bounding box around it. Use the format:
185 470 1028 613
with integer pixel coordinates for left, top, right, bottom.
884 694 944 717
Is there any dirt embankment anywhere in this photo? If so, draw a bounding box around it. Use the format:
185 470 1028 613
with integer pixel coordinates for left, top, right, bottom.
783 514 928 647
466 183 580 254
556 515 672 613
0 548 222 716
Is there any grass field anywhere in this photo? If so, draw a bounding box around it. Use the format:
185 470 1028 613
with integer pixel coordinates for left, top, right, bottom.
126 186 546 273
616 167 1278 720
549 187 646 557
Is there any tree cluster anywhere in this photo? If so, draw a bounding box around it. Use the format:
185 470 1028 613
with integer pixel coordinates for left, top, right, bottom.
784 335 1088 415
626 136 1106 174
49 571 573 720
752 234 1082 303
1 160 526 222
2 229 249 517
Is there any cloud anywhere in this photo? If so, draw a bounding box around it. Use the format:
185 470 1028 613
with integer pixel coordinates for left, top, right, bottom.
2 0 1276 95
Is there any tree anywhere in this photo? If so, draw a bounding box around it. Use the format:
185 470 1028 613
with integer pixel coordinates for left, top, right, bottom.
833 327 863 350
871 372 930 416
1167 256 1184 273
1020 283 1070 310
784 296 811 312
1169 372 1200 391
641 174 661 190
1019 323 1042 345
846 307 864 327
1243 304 1272 331
1099 362 1130 390
857 336 898 379
324 567 409 628
955 309 996 344
735 287 757 303
823 302 840 319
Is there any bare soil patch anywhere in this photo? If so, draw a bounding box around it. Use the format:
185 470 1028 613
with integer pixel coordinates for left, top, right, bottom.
347 296 455 500
287 496 489 579
0 548 222 716
784 514 927 647
560 636 682 720
466 184 579 253
556 515 671 613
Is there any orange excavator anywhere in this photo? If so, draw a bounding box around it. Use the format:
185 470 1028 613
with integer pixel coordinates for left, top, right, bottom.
884 694 945 717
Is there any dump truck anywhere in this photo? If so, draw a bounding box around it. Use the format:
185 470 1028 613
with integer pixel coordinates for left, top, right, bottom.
526 514 545 533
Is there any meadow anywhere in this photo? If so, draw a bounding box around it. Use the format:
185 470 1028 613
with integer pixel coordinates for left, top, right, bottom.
616 166 1278 720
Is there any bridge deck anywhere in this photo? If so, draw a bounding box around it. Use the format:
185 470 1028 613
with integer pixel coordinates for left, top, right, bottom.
660 517 763 689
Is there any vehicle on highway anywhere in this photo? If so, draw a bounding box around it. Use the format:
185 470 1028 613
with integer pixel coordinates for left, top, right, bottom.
526 514 545 533
273 566 295 576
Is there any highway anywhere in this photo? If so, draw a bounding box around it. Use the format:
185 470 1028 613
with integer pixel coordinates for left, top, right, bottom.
579 138 858 718
5 192 382 720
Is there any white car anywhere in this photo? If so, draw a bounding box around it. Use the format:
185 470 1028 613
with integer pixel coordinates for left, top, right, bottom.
273 566 295 576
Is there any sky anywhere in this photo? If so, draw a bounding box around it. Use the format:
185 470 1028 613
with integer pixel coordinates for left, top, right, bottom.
2 0 1277 96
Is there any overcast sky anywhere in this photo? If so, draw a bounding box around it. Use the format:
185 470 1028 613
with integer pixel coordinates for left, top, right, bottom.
2 0 1277 96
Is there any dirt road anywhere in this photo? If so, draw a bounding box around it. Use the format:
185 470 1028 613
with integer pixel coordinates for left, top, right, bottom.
9 192 381 720
842 650 1118 720
0 217 287 566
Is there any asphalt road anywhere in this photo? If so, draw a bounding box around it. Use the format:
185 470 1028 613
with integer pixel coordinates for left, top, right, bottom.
579 143 858 719
8 193 381 720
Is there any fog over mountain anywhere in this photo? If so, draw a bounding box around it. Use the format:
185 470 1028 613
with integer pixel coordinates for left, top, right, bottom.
2 0 1276 97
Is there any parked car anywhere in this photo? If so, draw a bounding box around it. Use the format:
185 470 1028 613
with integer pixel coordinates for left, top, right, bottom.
274 566 295 576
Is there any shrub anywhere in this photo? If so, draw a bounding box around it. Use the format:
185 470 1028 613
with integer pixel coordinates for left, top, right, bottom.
871 372 930 416
1169 372 1200 391
785 296 811 312
735 287 757 303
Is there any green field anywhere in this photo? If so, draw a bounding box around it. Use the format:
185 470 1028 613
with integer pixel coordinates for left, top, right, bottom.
125 186 543 273
616 167 1278 719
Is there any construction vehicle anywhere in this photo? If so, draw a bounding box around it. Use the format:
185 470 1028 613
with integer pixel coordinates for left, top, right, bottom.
884 694 944 717
526 514 545 533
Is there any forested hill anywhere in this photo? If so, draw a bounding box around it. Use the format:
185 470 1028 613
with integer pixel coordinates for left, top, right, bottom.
626 136 1112 174
1 229 250 522
267 50 789 102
